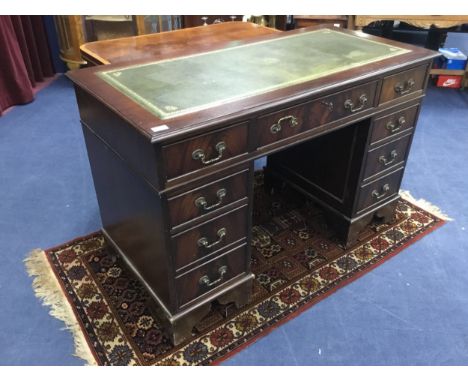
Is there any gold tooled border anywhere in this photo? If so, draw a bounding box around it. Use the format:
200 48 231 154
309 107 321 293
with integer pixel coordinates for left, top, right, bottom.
97 29 409 120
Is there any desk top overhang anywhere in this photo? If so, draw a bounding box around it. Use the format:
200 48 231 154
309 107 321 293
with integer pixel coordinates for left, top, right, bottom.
68 25 438 141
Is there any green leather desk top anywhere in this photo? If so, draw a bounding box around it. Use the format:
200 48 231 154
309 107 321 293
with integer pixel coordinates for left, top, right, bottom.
97 29 409 120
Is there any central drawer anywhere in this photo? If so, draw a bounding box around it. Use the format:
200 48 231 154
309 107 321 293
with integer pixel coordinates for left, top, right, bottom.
171 205 248 271
255 81 378 148
309 80 378 126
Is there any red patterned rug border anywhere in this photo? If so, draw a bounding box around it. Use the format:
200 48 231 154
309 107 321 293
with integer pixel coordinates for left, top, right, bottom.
42 239 102 365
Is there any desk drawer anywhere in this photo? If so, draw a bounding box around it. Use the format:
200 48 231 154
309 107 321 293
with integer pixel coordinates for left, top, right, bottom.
362 134 412 182
356 168 404 214
175 244 248 308
167 169 249 229
379 66 427 104
255 81 378 148
162 122 248 180
171 205 248 271
370 104 419 145
255 103 307 148
309 80 378 126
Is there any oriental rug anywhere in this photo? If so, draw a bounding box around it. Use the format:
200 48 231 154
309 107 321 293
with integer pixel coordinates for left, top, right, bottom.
25 174 448 365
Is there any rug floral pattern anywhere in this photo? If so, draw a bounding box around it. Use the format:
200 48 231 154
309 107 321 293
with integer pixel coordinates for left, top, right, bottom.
45 178 443 365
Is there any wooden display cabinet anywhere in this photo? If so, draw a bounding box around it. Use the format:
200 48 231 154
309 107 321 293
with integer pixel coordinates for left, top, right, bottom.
53 16 182 69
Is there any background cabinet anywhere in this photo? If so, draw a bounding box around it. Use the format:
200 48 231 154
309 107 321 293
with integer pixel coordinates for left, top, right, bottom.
53 16 183 69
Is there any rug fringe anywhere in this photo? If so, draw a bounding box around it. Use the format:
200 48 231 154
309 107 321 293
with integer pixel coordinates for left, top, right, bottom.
24 249 97 366
400 190 453 221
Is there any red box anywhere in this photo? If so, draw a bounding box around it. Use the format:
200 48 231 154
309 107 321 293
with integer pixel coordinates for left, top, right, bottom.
436 75 462 88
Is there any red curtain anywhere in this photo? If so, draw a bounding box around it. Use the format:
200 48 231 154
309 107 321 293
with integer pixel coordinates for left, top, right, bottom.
0 16 55 115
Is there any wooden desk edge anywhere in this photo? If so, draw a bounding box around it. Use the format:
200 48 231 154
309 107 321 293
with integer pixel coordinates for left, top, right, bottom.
68 26 439 143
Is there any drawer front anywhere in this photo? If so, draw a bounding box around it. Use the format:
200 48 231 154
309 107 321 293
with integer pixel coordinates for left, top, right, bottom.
309 80 378 126
356 168 404 214
167 169 249 229
162 122 248 180
370 104 419 145
255 103 308 148
379 66 427 104
171 205 248 271
363 134 412 181
255 81 378 148
175 244 248 308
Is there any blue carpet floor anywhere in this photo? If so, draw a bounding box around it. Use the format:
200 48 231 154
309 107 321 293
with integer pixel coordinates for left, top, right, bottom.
0 74 467 365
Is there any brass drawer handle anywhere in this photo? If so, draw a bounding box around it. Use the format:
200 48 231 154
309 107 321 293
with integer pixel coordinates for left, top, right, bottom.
197 228 227 249
386 116 406 134
192 141 226 165
344 94 368 113
394 78 416 96
270 115 298 134
379 150 398 166
195 188 227 211
199 265 228 288
372 184 390 200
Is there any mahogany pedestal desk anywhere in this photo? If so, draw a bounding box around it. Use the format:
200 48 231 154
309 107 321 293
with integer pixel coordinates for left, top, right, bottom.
68 24 438 345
